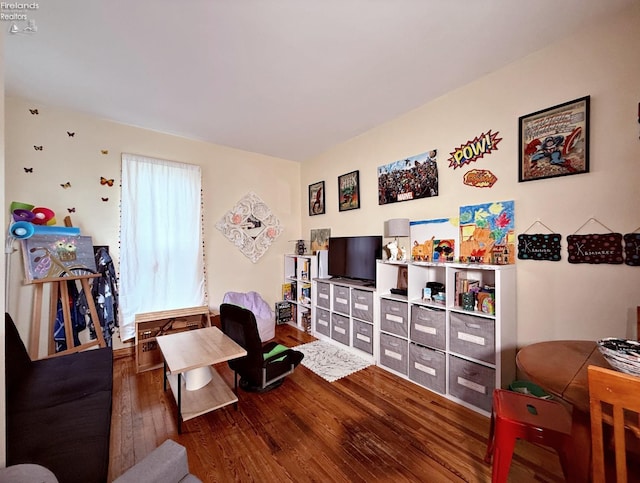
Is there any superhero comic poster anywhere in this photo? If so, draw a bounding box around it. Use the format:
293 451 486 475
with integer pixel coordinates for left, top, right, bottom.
378 149 438 205
518 96 590 182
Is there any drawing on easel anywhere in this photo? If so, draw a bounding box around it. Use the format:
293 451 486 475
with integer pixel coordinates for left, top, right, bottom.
22 235 97 282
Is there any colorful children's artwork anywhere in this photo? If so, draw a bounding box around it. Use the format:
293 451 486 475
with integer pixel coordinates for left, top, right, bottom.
378 150 438 205
410 218 458 262
21 235 97 282
459 201 515 264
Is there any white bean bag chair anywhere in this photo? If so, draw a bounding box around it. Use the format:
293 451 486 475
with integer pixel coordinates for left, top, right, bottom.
222 291 276 341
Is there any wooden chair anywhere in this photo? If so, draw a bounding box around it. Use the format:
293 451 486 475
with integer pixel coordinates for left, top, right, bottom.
588 365 640 482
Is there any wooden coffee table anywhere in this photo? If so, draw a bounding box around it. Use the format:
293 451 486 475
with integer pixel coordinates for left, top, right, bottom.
156 326 247 433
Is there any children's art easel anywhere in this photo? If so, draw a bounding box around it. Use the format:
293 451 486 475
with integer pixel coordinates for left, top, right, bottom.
29 274 106 359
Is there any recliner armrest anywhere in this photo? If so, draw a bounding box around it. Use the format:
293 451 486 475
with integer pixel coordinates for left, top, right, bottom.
113 439 201 483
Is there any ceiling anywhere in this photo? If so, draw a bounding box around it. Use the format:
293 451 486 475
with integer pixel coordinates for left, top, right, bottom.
4 0 635 162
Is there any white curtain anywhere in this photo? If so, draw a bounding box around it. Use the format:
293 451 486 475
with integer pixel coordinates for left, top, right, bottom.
119 154 205 341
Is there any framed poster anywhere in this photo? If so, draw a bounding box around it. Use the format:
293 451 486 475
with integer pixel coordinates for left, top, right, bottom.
518 96 590 182
308 181 325 216
338 170 360 211
378 149 438 205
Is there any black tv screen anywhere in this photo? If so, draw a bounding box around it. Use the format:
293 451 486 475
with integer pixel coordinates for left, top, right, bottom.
327 235 382 283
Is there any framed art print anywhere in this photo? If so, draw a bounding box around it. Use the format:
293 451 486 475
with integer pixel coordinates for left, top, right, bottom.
518 95 590 182
338 170 360 211
308 181 325 216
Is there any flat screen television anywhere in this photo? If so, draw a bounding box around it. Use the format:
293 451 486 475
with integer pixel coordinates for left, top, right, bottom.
327 235 382 284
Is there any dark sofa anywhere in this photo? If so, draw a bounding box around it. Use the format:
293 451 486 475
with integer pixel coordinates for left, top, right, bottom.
5 313 113 483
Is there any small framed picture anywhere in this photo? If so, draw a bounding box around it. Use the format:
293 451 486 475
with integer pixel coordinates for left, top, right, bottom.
518 96 590 183
338 170 360 211
308 181 325 216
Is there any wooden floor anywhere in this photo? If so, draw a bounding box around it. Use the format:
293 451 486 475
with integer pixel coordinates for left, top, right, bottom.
109 325 565 482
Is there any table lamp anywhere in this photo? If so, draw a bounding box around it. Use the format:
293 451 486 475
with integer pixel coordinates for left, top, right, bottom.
384 218 410 261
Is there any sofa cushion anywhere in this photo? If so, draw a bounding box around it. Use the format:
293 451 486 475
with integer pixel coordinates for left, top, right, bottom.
9 347 113 413
5 313 33 393
7 390 112 483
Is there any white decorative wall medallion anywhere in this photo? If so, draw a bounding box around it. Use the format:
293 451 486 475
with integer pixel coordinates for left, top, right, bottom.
216 192 283 263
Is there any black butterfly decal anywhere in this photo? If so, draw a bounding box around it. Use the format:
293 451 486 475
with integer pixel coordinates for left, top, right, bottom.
67 131 75 137
100 177 114 187
33 145 43 151
101 197 109 202
60 182 71 189
67 207 76 213
101 149 108 155
24 167 33 173
29 108 39 115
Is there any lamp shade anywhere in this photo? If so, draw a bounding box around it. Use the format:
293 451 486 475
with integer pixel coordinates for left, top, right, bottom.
385 218 410 238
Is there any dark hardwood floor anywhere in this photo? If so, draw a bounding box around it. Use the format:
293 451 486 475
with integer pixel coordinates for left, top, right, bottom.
109 325 565 482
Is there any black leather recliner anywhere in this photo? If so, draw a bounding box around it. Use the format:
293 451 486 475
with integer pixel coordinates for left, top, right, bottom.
220 303 304 392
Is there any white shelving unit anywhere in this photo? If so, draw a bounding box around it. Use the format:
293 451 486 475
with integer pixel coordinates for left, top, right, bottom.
283 254 318 332
376 260 516 415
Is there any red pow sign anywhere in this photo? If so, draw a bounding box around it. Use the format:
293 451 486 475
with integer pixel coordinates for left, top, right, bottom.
449 130 502 169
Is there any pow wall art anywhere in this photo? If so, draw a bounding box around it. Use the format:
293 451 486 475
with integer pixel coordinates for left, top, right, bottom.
449 130 502 169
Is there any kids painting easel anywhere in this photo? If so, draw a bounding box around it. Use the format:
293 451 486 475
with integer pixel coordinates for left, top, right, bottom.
29 273 106 358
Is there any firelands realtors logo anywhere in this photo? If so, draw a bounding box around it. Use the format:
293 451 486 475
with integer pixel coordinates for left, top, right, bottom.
1 2 39 34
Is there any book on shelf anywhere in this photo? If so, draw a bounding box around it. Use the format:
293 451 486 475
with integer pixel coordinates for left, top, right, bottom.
454 271 480 306
300 258 310 280
275 301 296 324
299 283 312 305
282 281 297 301
300 309 312 333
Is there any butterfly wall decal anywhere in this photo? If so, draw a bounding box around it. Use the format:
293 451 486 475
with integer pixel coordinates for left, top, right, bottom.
101 149 109 155
101 197 109 202
33 145 43 151
67 131 75 137
24 167 33 173
60 182 71 189
29 108 39 115
67 207 76 213
100 177 114 187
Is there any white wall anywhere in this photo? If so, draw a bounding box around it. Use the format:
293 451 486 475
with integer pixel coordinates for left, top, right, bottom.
4 99 301 352
301 3 640 345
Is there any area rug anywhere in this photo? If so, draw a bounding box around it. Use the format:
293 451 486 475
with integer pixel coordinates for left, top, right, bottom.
294 340 373 382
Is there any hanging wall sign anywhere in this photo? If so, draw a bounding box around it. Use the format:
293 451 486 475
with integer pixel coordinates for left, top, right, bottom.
623 232 640 266
517 234 562 261
566 233 623 264
378 150 438 205
448 130 502 169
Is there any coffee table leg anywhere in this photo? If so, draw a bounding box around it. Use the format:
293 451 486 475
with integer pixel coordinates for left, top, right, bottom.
177 373 183 434
163 360 167 392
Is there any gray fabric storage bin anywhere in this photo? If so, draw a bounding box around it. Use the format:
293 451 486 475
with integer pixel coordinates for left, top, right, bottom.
315 307 331 336
449 311 495 364
448 355 495 412
380 298 408 337
317 282 331 309
332 285 350 314
410 305 446 350
352 320 374 354
331 312 350 345
351 289 374 322
409 343 446 394
379 333 408 375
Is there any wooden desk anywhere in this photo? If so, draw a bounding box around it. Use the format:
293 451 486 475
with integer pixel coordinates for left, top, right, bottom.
516 340 612 483
156 326 247 434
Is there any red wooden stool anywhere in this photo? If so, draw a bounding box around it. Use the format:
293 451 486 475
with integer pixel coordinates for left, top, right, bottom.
484 388 573 482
